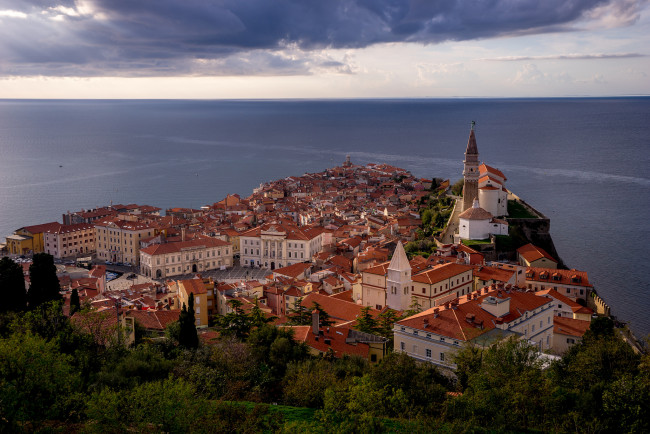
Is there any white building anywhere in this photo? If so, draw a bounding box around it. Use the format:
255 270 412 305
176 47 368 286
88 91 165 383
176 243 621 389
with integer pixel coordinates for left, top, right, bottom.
478 163 509 217
393 285 555 368
239 222 324 270
458 199 508 240
140 237 232 279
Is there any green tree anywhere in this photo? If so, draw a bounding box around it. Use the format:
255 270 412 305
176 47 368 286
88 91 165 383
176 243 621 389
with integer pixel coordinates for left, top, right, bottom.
286 297 310 325
215 299 253 339
0 332 81 430
85 377 206 433
451 178 464 196
28 253 62 309
311 301 335 327
0 257 26 312
404 297 423 317
355 306 378 335
178 293 199 348
69 287 81 316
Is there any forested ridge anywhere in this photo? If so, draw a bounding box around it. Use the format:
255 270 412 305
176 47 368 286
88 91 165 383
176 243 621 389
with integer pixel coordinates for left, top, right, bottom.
1 255 649 433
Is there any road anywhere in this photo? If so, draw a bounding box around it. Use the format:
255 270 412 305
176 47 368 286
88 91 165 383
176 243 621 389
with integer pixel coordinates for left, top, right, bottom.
440 197 462 244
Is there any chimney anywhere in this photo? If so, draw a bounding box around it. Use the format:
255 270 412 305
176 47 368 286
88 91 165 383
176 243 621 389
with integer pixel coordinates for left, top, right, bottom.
423 318 429 328
312 309 320 335
465 313 475 323
433 308 440 318
181 227 186 242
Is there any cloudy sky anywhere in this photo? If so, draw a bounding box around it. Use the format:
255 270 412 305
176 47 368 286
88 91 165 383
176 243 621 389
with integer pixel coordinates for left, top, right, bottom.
0 0 648 98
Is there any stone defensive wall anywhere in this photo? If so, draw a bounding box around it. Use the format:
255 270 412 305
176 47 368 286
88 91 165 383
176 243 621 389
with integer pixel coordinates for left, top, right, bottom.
506 192 564 267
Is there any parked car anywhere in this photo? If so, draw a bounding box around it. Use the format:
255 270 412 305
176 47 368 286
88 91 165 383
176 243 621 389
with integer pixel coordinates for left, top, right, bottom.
105 261 113 265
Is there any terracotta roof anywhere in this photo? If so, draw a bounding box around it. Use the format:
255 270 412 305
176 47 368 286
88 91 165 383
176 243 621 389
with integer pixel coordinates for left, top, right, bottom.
479 163 507 181
288 325 371 358
474 265 515 283
20 221 62 234
301 292 379 322
537 288 593 314
526 267 592 287
517 243 557 263
458 205 493 221
272 262 312 279
397 288 552 341
179 278 209 295
140 237 230 256
364 262 390 276
126 309 181 330
412 262 473 285
553 316 590 337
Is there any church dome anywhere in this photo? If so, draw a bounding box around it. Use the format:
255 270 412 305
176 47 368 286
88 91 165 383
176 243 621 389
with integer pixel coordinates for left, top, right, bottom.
459 199 493 220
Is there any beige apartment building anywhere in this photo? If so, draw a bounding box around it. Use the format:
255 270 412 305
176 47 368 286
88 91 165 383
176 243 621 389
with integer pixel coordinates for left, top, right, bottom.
44 223 96 259
139 237 233 279
95 217 156 265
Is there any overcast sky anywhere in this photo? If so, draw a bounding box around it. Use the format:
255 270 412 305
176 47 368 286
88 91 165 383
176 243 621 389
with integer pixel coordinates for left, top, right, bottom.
0 0 648 98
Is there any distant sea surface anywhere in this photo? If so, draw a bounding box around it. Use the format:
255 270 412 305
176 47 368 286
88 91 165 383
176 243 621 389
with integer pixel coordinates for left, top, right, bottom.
0 98 648 336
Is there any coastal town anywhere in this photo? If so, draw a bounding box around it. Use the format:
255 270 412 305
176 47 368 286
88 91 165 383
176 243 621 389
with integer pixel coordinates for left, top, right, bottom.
1 124 619 364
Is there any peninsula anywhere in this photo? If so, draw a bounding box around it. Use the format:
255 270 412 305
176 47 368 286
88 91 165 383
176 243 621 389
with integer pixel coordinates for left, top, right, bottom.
0 125 646 432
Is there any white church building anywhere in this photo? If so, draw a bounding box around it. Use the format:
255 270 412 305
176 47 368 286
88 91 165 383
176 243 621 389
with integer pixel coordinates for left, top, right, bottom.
458 199 509 241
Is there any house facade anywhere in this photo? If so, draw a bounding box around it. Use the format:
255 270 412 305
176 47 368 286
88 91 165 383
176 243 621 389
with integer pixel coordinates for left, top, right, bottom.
139 237 232 279
239 222 324 269
394 286 555 368
44 223 96 259
95 217 156 265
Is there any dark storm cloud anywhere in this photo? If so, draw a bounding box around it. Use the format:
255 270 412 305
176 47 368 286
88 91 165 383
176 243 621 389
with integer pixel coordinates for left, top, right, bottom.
0 0 644 76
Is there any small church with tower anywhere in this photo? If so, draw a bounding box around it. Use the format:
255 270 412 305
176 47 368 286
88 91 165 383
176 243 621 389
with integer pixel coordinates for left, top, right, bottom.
457 122 509 241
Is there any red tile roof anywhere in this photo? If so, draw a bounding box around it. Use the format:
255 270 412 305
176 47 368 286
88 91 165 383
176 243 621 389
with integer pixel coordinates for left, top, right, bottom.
526 267 592 287
517 243 557 263
412 263 473 285
140 237 230 256
553 316 590 337
397 288 552 341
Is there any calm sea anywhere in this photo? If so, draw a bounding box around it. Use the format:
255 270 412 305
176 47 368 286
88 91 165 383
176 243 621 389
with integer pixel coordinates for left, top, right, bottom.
0 98 648 336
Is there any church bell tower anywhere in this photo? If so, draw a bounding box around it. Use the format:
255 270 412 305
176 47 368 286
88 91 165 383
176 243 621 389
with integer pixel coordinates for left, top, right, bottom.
462 121 480 211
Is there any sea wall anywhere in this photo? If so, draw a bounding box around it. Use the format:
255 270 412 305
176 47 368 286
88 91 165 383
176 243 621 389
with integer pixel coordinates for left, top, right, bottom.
506 196 565 267
588 290 611 316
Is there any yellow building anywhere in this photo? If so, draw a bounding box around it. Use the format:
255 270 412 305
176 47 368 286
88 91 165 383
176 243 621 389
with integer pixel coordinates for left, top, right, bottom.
176 277 215 328
517 243 558 269
6 222 62 255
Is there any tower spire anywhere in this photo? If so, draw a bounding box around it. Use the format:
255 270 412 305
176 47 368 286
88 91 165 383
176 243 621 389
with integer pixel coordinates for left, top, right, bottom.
462 123 480 211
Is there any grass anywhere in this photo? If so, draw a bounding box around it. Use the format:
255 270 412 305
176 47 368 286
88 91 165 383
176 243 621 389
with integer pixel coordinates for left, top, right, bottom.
225 401 316 423
462 239 492 246
507 200 538 219
494 235 518 251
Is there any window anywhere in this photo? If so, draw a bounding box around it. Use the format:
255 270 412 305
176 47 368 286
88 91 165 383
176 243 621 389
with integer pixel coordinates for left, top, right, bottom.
413 331 418 335
412 345 418 353
567 338 575 344
400 342 405 351
426 349 432 358
532 324 535 332
440 352 445 362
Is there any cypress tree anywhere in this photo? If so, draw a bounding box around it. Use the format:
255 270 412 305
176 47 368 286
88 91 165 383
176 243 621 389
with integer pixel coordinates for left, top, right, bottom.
28 253 62 309
0 257 27 312
311 301 334 327
69 287 80 316
179 293 198 349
